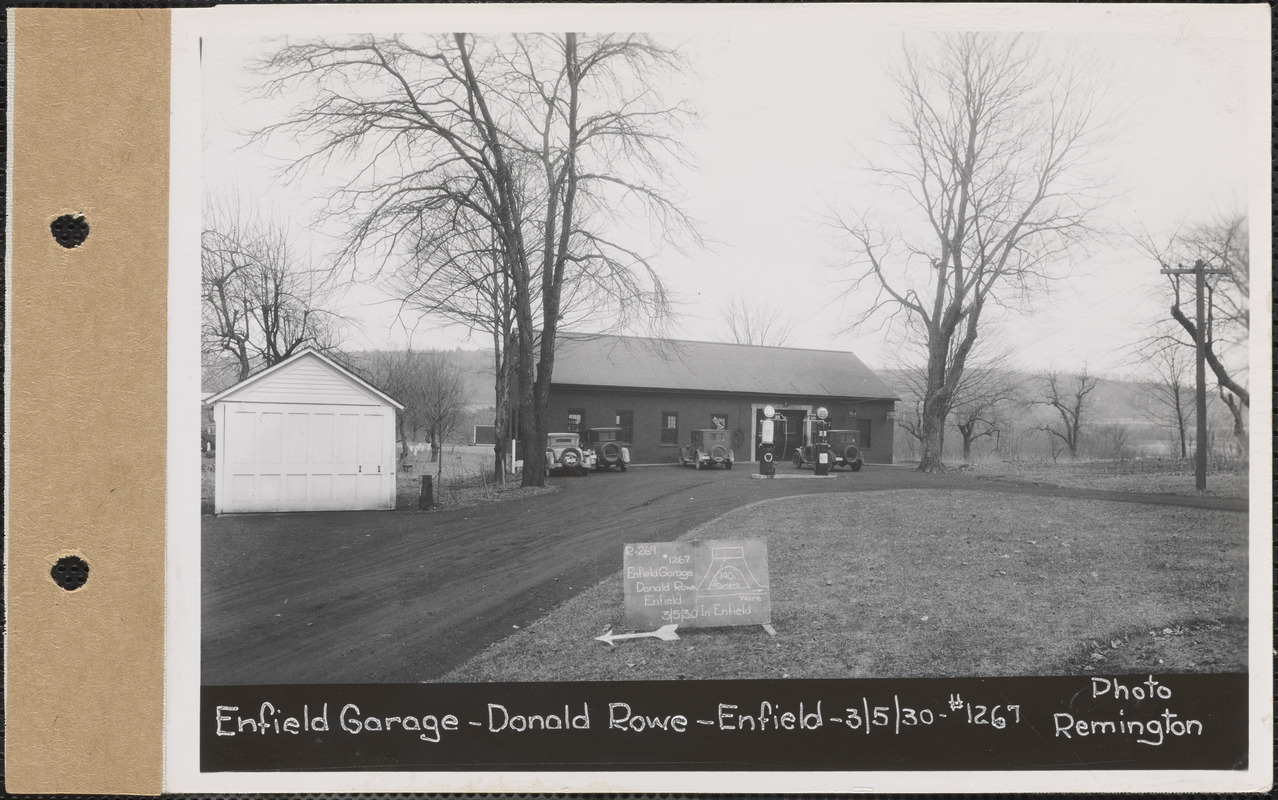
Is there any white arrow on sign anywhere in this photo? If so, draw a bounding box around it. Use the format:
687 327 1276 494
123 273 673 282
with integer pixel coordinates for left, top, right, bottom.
594 624 680 646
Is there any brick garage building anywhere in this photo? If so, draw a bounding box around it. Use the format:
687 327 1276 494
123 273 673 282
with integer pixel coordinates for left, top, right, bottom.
545 333 898 465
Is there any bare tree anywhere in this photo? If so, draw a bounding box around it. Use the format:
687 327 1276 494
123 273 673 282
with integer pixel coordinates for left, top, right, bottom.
828 33 1106 471
414 352 467 480
886 327 1022 462
201 202 346 381
255 33 696 487
1138 338 1193 459
388 214 520 476
1092 422 1132 462
953 379 1022 463
362 349 426 461
1137 213 1249 455
1034 368 1100 459
718 295 797 347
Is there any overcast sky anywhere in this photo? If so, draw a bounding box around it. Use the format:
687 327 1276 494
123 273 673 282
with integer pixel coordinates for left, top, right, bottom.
198 4 1266 378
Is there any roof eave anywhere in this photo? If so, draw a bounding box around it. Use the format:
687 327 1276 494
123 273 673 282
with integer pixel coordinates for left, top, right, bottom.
550 381 898 403
204 348 406 410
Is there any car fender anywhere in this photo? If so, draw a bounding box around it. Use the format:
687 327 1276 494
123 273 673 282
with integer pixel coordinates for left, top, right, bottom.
621 447 631 463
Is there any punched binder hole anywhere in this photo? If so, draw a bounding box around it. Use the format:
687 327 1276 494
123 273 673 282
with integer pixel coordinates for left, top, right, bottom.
50 214 90 248
52 556 89 590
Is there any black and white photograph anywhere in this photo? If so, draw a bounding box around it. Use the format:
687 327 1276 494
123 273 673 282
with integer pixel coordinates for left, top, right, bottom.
165 3 1270 792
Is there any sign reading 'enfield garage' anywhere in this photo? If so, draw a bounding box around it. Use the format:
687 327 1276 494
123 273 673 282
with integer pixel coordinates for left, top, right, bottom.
623 539 770 629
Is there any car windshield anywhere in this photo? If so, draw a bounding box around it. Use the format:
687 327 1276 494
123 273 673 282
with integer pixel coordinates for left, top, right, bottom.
550 436 577 446
830 431 857 444
702 430 728 443
592 430 617 441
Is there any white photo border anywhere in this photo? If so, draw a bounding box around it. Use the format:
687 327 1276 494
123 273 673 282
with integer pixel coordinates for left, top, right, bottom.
166 3 1273 792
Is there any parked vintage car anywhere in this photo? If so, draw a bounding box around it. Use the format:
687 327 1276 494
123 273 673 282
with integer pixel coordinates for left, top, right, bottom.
828 429 865 471
792 428 864 471
545 432 597 476
680 428 734 470
584 427 631 472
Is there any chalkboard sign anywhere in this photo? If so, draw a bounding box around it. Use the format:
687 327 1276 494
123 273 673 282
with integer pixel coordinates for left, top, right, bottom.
623 539 770 630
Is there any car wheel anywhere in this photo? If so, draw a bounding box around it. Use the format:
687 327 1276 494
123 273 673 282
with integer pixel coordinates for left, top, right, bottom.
724 460 733 470
792 452 802 468
851 460 863 472
602 442 622 463
620 462 627 472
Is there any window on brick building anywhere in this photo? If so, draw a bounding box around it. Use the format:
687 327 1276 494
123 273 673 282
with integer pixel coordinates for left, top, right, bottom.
660 411 679 445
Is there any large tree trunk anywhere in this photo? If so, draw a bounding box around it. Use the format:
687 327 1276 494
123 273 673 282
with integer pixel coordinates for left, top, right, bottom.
917 337 955 471
515 322 545 488
491 327 514 481
917 395 947 472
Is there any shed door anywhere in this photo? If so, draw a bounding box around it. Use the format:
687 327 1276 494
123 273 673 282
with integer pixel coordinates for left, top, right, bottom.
220 402 393 512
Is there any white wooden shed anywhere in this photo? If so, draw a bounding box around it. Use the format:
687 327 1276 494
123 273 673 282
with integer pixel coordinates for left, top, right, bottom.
205 349 404 514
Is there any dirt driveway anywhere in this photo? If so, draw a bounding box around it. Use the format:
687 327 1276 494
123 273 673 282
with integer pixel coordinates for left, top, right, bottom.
202 464 1247 685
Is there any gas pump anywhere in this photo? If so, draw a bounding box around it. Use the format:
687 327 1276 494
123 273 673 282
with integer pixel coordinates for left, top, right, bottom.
759 404 778 476
812 406 832 476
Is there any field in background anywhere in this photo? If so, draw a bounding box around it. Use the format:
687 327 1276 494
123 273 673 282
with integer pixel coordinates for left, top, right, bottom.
966 458 1250 499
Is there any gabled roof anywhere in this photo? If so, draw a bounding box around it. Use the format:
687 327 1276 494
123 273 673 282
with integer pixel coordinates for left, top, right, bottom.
203 348 405 409
551 332 898 400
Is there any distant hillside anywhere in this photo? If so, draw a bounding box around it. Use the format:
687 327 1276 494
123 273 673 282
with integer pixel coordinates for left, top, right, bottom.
876 367 1160 425
876 366 1243 463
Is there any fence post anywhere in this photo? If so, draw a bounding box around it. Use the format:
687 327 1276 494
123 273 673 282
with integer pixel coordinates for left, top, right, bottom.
419 475 434 510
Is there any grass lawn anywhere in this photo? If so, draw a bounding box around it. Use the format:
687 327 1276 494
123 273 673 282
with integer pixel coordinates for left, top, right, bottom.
441 489 1247 682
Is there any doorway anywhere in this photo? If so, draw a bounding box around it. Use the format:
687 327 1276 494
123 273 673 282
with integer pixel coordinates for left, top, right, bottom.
750 404 810 462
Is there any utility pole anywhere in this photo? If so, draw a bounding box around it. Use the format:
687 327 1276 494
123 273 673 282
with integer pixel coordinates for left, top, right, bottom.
1160 259 1229 491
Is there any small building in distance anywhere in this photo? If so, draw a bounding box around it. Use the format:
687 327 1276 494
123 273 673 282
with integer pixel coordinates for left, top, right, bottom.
546 332 898 465
205 348 404 513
